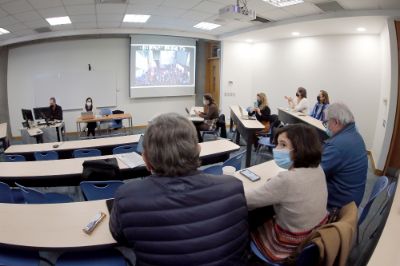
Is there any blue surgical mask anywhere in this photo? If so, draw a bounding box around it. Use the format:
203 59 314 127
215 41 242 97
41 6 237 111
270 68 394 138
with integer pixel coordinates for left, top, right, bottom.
326 128 333 137
273 149 293 169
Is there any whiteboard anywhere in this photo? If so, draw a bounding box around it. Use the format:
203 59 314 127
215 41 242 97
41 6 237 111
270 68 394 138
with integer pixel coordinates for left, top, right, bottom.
33 71 117 110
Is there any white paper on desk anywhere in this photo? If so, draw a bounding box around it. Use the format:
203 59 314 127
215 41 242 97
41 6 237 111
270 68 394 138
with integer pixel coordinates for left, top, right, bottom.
116 152 145 168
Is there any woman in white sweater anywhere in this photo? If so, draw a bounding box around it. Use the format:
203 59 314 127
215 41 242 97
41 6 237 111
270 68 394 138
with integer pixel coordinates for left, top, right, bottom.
285 87 309 114
247 124 328 263
82 97 97 137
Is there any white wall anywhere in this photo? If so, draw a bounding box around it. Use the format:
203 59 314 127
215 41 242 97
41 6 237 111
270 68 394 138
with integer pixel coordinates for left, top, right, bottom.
371 19 398 170
7 38 195 136
221 34 382 150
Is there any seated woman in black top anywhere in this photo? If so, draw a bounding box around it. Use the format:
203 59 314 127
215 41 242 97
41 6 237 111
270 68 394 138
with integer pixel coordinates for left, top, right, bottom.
109 113 248 266
248 92 271 133
83 97 97 137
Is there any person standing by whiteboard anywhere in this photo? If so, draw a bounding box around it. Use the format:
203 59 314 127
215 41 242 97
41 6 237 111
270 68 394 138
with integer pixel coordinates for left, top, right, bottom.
83 97 97 137
284 87 308 114
49 97 63 121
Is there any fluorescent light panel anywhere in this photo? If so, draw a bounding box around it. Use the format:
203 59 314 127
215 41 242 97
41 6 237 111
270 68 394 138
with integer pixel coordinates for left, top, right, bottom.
263 0 304 7
46 16 71 26
193 22 221 31
0 28 10 34
357 27 366 32
123 14 150 23
291 31 300 36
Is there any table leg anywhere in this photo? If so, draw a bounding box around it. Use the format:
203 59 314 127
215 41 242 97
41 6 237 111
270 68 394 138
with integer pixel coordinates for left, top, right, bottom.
56 127 61 142
235 129 240 145
245 136 252 167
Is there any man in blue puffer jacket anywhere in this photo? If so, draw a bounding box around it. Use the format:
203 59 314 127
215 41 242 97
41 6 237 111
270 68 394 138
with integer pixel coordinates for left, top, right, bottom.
109 113 248 266
321 103 368 209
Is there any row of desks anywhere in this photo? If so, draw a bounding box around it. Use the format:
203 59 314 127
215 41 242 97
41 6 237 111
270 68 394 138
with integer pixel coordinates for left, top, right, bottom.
0 159 283 249
0 139 240 186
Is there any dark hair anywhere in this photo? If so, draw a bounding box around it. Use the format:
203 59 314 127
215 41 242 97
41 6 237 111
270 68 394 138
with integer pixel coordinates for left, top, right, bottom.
143 113 200 177
274 124 321 168
203 94 215 105
50 97 56 103
320 90 330 104
85 97 93 111
297 87 307 98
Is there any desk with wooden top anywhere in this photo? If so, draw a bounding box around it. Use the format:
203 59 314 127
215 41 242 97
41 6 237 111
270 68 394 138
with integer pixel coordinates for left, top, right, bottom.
230 105 265 167
76 113 133 135
5 134 141 160
278 108 328 140
367 179 399 266
0 122 8 149
0 139 240 186
0 160 281 249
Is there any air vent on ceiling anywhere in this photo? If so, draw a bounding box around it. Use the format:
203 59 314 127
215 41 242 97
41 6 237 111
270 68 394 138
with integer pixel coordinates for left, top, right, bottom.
96 0 127 3
34 27 52 33
252 16 270 23
315 1 345 12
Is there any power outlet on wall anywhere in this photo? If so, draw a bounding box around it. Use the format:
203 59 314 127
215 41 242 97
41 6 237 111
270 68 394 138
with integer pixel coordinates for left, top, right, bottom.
224 92 235 97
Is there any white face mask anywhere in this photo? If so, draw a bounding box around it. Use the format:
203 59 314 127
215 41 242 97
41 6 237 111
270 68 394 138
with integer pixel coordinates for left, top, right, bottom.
203 100 208 105
87 102 92 106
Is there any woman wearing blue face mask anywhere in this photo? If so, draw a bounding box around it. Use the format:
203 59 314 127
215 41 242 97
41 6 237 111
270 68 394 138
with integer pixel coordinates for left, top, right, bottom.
247 124 328 263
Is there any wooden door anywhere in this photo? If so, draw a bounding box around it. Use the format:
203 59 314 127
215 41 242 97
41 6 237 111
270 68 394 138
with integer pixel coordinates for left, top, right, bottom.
385 20 400 173
205 58 220 106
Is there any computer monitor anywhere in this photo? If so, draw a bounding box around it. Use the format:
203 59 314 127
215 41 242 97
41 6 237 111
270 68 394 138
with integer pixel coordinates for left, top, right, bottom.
21 109 34 121
33 107 49 120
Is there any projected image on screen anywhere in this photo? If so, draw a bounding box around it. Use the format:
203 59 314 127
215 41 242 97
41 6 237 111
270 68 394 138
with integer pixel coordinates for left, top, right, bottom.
132 44 195 88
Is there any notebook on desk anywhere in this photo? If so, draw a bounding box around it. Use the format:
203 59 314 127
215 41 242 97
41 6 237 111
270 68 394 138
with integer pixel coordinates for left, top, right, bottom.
116 152 145 169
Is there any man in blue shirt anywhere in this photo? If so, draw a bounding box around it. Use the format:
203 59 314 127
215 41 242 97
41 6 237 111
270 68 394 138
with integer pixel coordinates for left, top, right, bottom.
321 103 368 209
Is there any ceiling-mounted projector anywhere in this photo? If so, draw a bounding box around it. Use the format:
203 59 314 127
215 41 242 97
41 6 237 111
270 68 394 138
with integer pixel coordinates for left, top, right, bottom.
219 4 256 22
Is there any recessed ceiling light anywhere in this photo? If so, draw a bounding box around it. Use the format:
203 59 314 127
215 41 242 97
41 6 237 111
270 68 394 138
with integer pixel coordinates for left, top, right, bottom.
46 16 71 26
357 27 366 32
263 0 304 7
123 14 150 23
0 28 10 35
193 22 221 31
292 32 300 36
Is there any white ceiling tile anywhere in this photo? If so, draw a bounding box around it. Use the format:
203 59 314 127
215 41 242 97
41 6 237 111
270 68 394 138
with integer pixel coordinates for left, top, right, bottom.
0 0 14 4
14 10 43 22
23 18 48 28
282 2 322 16
97 21 120 28
69 14 96 22
4 22 28 31
97 13 123 22
161 0 202 9
336 0 379 10
1 0 33 14
0 15 20 26
0 7 7 17
258 8 293 21
28 0 63 9
126 4 155 14
305 0 332 3
65 4 95 15
38 6 68 18
208 0 237 5
51 23 74 30
62 0 94 5
151 6 187 17
13 28 34 35
247 0 280 12
128 0 163 5
74 21 96 29
180 10 212 21
95 3 127 14
192 1 226 13
378 0 400 9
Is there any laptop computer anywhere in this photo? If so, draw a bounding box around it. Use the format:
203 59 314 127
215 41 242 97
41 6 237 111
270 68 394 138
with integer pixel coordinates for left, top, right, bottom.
81 111 95 120
185 107 196 117
238 106 256 120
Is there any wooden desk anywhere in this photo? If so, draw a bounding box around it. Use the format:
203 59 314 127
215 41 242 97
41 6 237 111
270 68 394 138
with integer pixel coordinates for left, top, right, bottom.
5 134 141 160
0 139 239 186
76 114 133 135
230 105 265 167
278 108 328 140
0 159 279 250
0 122 8 149
0 200 115 249
367 180 400 266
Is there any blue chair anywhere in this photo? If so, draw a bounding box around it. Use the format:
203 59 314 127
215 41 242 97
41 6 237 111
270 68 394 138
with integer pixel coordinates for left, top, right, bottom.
5 154 26 162
0 247 40 266
34 151 58 161
379 181 397 215
222 151 246 170
56 249 126 266
0 182 13 203
73 148 101 158
113 144 137 155
357 175 389 243
80 181 124 201
202 151 246 174
15 183 73 204
11 188 25 204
